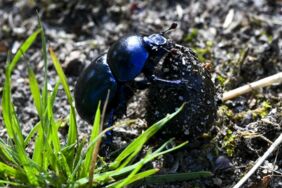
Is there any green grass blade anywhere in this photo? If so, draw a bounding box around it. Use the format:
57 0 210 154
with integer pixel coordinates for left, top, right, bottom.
115 151 150 188
117 140 144 170
7 29 41 75
37 15 48 116
32 126 44 166
75 140 187 186
2 53 39 186
107 169 158 188
48 82 61 153
50 80 60 107
1 28 42 186
0 180 26 187
45 100 61 176
1 53 13 137
58 152 72 180
138 171 213 184
49 48 77 147
107 142 187 178
110 103 185 169
49 117 61 154
152 141 188 157
72 137 87 179
1 86 19 141
37 17 51 172
0 139 15 163
44 139 59 177
0 161 19 177
14 138 39 185
2 70 20 144
82 102 101 176
71 126 116 178
47 80 61 155
27 65 42 116
10 105 24 145
24 122 40 147
2 29 40 140
68 107 77 146
48 49 73 106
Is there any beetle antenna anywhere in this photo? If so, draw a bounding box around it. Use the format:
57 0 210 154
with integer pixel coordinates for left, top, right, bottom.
161 22 178 35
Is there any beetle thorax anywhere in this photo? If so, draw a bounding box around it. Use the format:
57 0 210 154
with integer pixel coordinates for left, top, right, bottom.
107 35 149 82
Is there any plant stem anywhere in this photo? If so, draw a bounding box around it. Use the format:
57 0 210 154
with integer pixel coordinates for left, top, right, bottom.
233 133 282 188
223 72 282 101
88 91 110 187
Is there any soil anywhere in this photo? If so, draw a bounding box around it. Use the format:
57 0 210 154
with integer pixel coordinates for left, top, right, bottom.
0 0 281 187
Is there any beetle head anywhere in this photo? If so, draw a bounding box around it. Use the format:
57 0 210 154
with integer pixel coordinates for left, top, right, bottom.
143 33 167 48
143 22 177 50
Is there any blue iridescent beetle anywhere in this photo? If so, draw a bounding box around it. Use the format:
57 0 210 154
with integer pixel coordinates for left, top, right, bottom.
75 23 184 124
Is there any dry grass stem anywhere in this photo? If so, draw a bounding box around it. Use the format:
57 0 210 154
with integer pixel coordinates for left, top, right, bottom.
223 72 282 101
233 133 282 188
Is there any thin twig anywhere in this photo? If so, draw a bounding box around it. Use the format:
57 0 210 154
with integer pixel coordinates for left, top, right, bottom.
223 72 282 101
88 90 110 187
233 133 282 188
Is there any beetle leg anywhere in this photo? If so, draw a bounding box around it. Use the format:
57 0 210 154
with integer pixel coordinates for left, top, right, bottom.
115 85 128 116
100 111 114 157
104 108 115 145
132 75 187 88
148 74 187 87
131 78 150 90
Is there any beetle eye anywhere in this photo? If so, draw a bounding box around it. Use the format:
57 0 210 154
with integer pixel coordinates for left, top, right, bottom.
143 34 167 47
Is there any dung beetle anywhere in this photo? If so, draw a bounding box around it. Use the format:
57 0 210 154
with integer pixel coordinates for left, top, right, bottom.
75 23 185 124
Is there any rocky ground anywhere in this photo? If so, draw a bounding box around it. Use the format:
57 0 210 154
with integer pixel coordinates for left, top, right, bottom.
0 0 281 187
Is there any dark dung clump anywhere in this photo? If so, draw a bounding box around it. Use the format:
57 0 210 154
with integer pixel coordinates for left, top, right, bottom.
145 44 217 140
